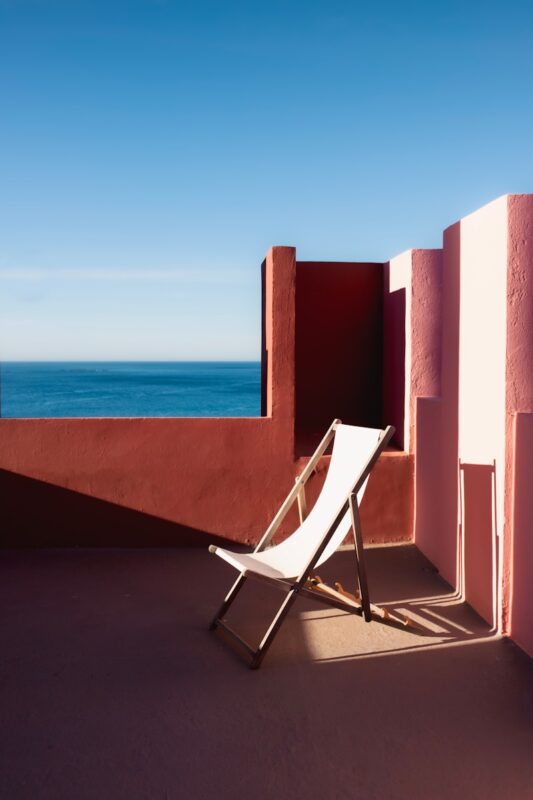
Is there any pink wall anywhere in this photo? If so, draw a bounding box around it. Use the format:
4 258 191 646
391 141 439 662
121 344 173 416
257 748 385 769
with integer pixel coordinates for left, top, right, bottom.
510 413 533 654
384 250 442 452
0 246 413 549
382 249 445 590
382 247 449 590
506 195 533 654
415 200 508 624
414 195 533 653
415 396 446 572
458 198 508 629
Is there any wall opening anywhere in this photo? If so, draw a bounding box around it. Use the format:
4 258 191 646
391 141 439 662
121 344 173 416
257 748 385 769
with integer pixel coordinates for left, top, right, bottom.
294 261 384 455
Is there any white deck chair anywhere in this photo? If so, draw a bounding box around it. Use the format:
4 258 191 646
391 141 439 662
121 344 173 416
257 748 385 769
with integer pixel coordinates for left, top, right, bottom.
209 419 399 668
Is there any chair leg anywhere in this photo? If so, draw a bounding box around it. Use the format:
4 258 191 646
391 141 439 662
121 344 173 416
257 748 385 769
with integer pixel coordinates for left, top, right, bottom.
250 587 300 670
209 573 247 630
349 495 372 622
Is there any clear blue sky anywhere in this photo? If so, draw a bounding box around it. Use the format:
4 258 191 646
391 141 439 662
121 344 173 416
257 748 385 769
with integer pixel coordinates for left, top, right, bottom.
1 0 532 360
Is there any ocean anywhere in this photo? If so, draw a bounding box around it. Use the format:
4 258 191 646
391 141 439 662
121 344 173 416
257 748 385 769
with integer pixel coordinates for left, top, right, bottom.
0 362 262 418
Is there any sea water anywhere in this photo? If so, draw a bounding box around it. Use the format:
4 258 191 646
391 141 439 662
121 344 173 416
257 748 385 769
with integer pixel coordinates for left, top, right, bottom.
0 362 261 418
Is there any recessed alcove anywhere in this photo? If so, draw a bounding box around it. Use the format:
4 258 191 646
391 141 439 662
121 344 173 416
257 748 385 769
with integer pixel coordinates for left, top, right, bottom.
294 260 386 455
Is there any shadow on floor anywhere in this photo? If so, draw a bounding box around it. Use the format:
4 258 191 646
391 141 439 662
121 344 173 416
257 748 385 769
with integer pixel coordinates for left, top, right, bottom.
0 468 229 547
1 545 532 800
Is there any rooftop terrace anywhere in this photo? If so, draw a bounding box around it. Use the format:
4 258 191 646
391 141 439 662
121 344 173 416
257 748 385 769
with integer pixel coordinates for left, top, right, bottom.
2 544 533 800
2 194 533 797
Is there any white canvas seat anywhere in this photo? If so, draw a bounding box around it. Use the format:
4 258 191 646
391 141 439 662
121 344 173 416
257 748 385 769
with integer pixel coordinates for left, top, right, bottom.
209 419 401 669
212 424 379 580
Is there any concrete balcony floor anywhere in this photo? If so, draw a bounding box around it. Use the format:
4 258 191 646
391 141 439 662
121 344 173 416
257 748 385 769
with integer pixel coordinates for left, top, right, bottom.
1 544 533 800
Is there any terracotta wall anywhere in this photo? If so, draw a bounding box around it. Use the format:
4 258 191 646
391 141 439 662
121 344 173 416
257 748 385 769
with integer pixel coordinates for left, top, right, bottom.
0 247 413 548
295 261 383 455
0 417 292 546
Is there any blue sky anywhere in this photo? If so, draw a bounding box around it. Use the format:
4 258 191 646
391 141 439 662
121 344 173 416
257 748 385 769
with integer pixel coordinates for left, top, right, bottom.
1 0 533 359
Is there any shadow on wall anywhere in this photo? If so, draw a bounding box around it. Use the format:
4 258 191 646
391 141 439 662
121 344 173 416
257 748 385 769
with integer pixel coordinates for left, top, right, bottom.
460 462 497 628
415 223 461 593
260 258 269 417
0 469 229 548
382 269 406 450
415 217 505 631
510 413 533 653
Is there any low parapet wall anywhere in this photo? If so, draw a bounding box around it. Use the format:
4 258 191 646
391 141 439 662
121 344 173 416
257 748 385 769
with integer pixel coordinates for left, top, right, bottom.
0 418 412 547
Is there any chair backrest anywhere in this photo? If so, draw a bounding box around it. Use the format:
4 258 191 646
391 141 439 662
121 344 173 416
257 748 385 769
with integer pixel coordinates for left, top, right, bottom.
258 424 386 577
313 424 382 567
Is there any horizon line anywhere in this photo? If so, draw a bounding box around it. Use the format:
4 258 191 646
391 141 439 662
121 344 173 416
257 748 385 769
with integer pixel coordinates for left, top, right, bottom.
0 358 262 363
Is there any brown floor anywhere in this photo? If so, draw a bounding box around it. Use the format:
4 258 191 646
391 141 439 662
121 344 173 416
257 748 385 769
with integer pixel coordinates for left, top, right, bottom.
1 545 533 800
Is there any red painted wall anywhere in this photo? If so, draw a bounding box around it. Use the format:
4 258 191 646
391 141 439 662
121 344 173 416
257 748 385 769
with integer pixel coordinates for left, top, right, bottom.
0 418 291 546
0 420 412 548
295 261 383 455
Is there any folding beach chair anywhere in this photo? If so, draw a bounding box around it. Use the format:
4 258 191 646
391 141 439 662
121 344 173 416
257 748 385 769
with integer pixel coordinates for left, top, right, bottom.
209 419 411 669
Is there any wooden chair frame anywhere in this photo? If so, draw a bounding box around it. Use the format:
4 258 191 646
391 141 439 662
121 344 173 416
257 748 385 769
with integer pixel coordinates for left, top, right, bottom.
209 420 400 669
